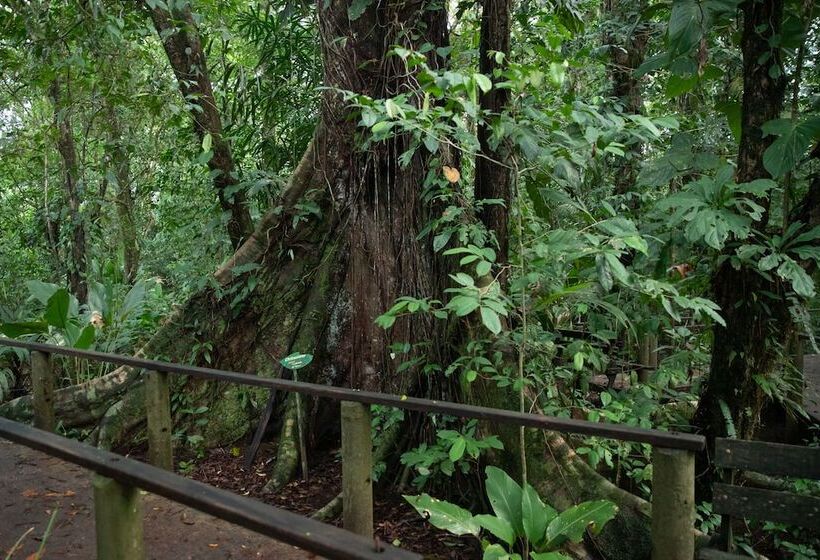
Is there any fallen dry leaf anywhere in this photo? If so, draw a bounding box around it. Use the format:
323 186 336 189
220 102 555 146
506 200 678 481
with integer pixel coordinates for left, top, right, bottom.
442 166 460 183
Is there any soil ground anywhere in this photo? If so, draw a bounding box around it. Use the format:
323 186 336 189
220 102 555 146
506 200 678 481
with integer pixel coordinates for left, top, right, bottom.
0 439 313 559
185 443 477 559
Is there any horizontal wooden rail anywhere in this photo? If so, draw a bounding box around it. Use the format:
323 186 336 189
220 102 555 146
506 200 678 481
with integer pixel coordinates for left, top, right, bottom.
0 338 705 450
0 417 417 560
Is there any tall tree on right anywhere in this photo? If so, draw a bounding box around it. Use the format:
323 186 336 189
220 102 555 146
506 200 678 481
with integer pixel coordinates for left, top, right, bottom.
694 0 818 447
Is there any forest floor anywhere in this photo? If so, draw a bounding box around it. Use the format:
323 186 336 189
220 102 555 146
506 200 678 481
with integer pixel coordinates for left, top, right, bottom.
0 440 313 559
185 442 478 559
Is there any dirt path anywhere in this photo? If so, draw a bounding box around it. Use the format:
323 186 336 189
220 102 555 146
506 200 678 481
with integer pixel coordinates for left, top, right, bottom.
0 439 315 560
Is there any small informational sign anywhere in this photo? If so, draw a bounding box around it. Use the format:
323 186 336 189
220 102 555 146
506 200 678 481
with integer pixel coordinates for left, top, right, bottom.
280 352 313 371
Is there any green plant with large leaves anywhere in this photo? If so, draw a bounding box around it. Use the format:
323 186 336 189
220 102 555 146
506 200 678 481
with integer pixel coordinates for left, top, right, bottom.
0 281 95 349
405 466 617 559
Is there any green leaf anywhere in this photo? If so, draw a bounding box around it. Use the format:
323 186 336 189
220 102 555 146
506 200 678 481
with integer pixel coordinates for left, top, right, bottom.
348 0 373 20
777 258 815 297
668 0 704 56
544 500 618 549
716 101 741 141
483 544 521 560
758 253 780 272
476 260 492 277
0 321 48 338
530 553 569 560
449 295 480 317
474 73 493 93
404 494 480 536
44 289 70 329
25 280 61 305
480 307 502 335
475 514 515 546
449 437 466 462
485 466 523 534
522 483 556 547
762 117 820 177
74 324 96 349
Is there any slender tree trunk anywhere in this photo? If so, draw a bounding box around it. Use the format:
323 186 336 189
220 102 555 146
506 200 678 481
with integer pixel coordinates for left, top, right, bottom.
146 2 254 249
475 0 512 263
604 0 648 195
694 0 788 445
49 77 88 303
106 105 140 284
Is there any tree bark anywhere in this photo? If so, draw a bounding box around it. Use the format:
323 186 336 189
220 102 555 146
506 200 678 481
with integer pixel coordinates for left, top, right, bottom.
146 2 254 249
106 104 140 284
49 77 88 304
475 0 512 263
695 0 788 444
604 0 648 195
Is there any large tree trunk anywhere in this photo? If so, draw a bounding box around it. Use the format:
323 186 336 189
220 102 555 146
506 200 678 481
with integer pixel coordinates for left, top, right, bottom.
49 77 88 304
694 0 788 444
4 2 664 557
147 2 254 249
475 0 512 263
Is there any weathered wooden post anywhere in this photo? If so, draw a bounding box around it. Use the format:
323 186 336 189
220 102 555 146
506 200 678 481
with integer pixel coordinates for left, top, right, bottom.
31 350 55 432
145 370 174 470
651 447 695 560
93 475 145 560
341 400 373 538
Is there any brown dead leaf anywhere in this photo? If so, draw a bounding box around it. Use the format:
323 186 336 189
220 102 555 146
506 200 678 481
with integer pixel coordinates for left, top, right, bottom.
21 489 39 498
26 553 40 560
442 166 460 183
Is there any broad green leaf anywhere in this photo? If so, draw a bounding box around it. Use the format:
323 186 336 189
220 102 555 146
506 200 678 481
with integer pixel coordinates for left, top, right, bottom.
0 321 48 338
485 466 524 533
480 307 502 335
404 494 480 536
762 117 820 177
476 260 492 277
530 553 569 560
25 280 61 305
668 0 704 56
449 437 466 462
74 324 96 349
522 483 556 547
483 544 522 560
777 258 815 297
716 101 741 141
474 73 493 93
475 514 515 546
544 500 618 549
44 289 70 329
758 253 780 272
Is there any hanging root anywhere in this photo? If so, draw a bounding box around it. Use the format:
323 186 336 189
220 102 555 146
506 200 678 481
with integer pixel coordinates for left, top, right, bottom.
265 394 301 492
529 430 651 560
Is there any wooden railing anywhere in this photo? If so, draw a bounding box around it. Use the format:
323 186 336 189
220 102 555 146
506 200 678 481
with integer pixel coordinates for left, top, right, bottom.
0 338 706 560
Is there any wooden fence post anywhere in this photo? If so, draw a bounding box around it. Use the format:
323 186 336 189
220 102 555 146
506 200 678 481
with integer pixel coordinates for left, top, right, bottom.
341 400 373 538
651 447 695 560
145 370 174 470
31 351 55 432
93 474 145 560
